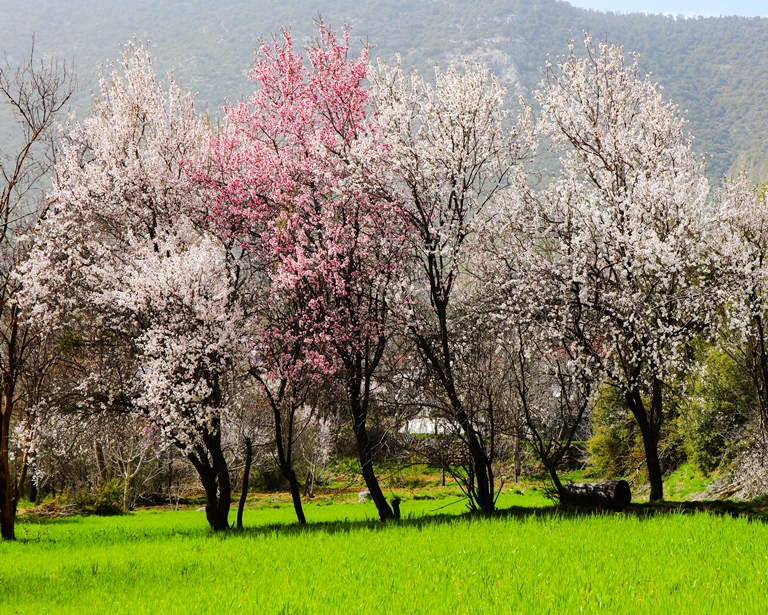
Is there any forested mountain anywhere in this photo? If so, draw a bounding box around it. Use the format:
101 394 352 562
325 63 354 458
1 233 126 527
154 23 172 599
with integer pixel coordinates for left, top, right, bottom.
2 0 768 180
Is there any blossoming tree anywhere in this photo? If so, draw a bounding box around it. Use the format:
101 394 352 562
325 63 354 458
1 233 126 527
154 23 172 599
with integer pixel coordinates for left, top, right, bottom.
0 41 75 541
526 36 716 501
368 58 529 513
207 25 406 521
717 176 768 429
23 42 249 530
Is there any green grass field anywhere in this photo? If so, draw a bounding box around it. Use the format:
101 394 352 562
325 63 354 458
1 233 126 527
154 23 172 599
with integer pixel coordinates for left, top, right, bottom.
3 484 768 615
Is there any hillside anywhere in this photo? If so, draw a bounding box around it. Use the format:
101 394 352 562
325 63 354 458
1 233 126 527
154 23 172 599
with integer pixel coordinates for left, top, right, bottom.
1 0 768 181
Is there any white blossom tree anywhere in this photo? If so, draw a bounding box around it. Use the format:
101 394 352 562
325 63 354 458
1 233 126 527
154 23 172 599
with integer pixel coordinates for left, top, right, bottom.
0 40 75 541
22 42 250 530
479 182 605 498
717 176 768 428
503 36 717 501
712 175 768 497
368 58 530 513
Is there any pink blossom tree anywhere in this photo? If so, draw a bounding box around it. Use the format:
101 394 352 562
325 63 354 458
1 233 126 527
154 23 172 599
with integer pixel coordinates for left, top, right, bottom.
207 24 406 521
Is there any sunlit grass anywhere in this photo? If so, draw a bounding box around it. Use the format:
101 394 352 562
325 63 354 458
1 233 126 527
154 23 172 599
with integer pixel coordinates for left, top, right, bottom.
3 486 768 614
663 462 716 501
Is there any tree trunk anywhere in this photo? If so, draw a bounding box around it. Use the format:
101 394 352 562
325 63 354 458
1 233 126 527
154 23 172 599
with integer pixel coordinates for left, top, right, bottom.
1 372 17 541
0 501 14 541
358 443 393 521
167 459 174 507
0 440 22 540
188 431 231 532
350 402 393 521
639 423 664 502
270 400 306 525
626 384 664 502
209 436 231 531
391 497 401 520
304 468 315 498
456 408 495 514
28 474 38 504
561 480 632 511
0 447 15 540
198 468 221 530
344 361 393 522
236 437 252 530
546 463 564 497
412 315 495 514
285 467 306 524
123 463 132 511
95 441 108 484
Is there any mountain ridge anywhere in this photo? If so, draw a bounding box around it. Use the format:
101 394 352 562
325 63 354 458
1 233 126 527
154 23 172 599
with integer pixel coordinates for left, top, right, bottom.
1 0 767 181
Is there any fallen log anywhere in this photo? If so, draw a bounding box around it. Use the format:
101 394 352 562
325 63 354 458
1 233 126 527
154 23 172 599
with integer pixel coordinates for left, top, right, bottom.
561 480 631 511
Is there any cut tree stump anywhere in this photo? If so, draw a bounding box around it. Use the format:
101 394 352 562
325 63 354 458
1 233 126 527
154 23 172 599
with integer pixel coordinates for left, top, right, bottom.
561 480 631 511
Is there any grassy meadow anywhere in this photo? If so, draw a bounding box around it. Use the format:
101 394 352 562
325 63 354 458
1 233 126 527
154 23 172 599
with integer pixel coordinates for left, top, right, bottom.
3 474 768 615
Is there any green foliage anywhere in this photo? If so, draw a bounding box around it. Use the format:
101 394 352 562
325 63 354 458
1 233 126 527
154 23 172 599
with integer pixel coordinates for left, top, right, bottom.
92 479 126 516
56 330 85 358
679 348 755 474
586 384 644 479
49 480 125 517
663 462 714 500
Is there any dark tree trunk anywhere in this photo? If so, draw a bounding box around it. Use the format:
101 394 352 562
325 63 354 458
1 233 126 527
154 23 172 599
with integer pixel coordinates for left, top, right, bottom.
546 465 630 512
285 467 306 524
391 497 401 520
209 435 231 531
1 374 18 541
198 468 223 530
546 463 565 497
350 397 393 521
270 397 306 525
638 422 663 502
0 503 15 541
252 370 307 525
236 437 252 530
0 449 15 541
0 443 22 541
188 430 231 532
561 480 632 511
411 293 496 515
625 381 664 502
357 439 392 521
456 408 495 514
415 335 496 513
342 351 394 522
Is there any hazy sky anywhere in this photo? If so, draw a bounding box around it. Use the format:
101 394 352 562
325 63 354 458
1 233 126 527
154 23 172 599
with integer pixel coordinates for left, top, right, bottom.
566 0 768 17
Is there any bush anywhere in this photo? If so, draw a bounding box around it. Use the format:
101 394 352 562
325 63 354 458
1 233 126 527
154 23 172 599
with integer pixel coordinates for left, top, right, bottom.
679 348 756 475
93 479 125 516
586 384 644 479
39 480 125 517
